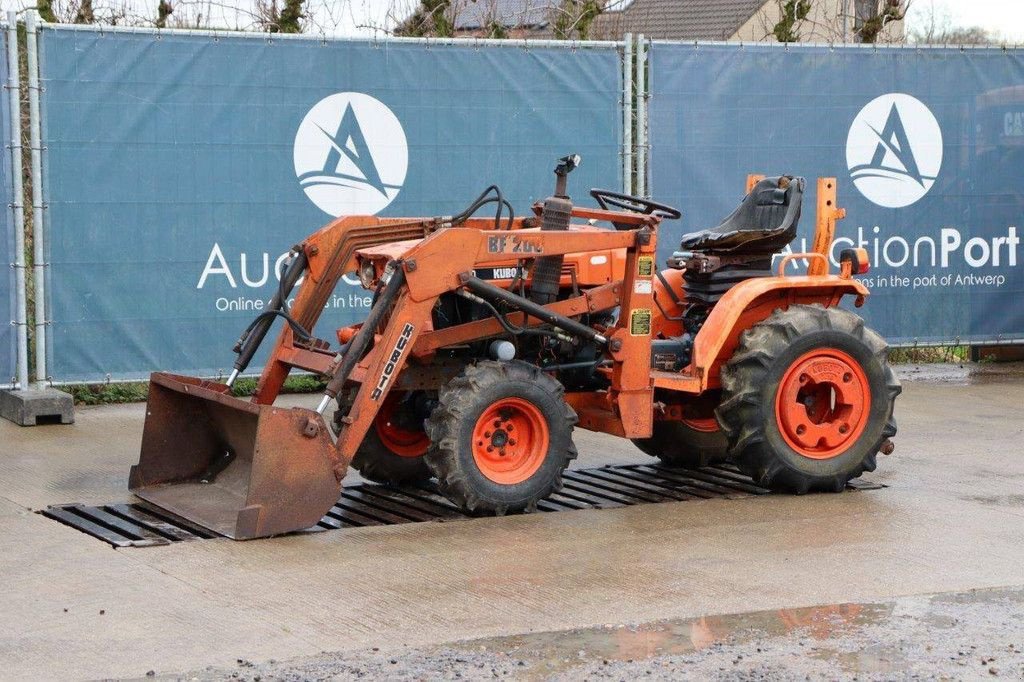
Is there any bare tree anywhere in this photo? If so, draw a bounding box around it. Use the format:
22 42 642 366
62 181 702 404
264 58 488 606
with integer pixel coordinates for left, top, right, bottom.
30 0 136 25
394 0 455 37
155 0 173 27
908 2 998 45
254 0 306 32
853 0 909 43
551 0 603 40
771 0 811 43
74 0 95 23
753 0 911 44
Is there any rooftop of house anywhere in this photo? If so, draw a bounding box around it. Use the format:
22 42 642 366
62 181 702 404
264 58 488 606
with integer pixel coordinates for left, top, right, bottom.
449 0 770 40
452 0 556 30
593 0 768 40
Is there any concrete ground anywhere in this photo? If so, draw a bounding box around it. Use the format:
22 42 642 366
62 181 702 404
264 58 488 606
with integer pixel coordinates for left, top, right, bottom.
185 585 1024 680
1 363 1023 681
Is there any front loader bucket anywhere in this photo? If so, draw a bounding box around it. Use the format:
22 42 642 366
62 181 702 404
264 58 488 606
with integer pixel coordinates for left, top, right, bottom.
129 372 342 540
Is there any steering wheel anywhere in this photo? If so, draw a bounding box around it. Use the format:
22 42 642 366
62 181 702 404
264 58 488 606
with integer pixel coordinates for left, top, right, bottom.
590 189 682 220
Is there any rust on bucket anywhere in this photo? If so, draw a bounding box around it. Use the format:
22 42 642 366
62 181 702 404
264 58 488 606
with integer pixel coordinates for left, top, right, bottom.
129 373 343 540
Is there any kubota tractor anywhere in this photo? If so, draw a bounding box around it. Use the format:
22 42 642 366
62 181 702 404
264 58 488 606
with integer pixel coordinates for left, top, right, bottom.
129 155 900 539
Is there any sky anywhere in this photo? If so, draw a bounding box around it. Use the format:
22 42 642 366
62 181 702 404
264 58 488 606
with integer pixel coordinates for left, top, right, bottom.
6 0 1024 42
905 0 1024 43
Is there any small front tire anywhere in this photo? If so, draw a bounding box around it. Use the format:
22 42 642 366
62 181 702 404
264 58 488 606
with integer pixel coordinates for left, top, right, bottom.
425 361 578 515
333 390 433 486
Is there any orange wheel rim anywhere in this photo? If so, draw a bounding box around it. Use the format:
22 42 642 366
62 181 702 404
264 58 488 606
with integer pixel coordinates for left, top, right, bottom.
775 348 870 460
471 397 549 484
374 393 429 458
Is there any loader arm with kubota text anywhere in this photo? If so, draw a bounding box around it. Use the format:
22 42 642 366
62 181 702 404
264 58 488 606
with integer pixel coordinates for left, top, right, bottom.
130 157 894 540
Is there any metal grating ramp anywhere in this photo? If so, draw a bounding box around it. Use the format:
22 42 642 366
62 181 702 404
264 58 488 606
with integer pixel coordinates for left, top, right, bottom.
40 463 881 548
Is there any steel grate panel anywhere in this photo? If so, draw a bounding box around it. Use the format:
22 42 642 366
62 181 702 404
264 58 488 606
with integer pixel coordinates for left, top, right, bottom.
40 463 882 548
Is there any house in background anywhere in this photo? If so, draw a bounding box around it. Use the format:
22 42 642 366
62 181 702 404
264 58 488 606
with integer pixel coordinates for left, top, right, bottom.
448 0 555 37
442 0 904 43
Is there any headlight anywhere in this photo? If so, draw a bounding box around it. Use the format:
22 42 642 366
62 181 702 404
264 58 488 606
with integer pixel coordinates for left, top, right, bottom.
357 259 377 289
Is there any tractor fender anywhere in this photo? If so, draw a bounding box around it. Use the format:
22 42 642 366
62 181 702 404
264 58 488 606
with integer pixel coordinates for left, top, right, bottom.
691 275 869 389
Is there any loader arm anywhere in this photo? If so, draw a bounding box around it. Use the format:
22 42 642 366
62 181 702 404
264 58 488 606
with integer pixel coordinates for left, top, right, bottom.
325 221 650 474
324 216 659 462
249 215 533 405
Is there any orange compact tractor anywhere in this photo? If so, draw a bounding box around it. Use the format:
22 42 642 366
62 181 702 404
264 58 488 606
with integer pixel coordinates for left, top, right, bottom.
130 155 900 539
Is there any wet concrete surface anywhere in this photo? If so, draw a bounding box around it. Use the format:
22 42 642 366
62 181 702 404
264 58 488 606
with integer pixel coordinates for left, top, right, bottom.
1 363 1024 680
894 359 1024 384
178 586 1024 681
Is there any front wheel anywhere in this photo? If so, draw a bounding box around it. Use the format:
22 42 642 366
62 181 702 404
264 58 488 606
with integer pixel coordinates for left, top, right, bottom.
717 304 901 493
333 390 433 486
425 361 578 515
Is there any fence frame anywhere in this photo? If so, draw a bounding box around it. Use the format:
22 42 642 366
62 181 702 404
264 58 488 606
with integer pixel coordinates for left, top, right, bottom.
8 26 1023 387
2 16 24 390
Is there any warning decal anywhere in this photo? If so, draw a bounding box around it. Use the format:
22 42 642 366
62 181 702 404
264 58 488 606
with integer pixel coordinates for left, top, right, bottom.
630 308 652 336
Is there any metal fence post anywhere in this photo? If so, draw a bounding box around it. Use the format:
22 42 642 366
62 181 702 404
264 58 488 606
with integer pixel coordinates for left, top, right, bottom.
25 10 45 387
0 10 72 425
622 33 633 195
635 34 647 199
6 12 28 390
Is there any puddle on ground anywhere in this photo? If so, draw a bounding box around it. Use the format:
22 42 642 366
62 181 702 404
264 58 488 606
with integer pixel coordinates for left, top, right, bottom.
446 600 893 678
895 362 1024 385
445 587 1024 679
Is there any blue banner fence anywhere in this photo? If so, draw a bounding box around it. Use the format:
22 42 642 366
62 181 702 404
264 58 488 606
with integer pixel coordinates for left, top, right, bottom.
37 26 625 383
2 23 1021 385
648 41 1024 346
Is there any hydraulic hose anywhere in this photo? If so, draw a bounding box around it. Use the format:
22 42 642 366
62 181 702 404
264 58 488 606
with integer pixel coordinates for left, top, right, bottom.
317 266 407 414
228 249 308 385
462 275 607 346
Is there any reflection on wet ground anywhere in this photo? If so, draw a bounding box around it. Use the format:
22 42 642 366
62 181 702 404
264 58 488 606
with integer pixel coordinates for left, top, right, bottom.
450 587 1024 679
896 361 1024 385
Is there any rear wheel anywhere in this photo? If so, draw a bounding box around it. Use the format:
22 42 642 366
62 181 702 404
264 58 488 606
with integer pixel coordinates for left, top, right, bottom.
333 390 432 486
425 361 577 515
632 403 729 469
717 304 900 493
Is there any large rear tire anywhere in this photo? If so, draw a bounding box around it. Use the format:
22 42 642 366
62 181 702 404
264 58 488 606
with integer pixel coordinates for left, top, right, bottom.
425 361 578 515
333 390 433 486
717 304 900 493
630 395 729 464
631 417 729 469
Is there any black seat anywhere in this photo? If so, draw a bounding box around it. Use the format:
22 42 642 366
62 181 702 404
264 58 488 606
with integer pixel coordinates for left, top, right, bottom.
678 176 805 255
